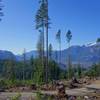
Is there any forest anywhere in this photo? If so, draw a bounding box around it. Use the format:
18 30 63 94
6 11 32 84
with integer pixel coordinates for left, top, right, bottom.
0 0 100 100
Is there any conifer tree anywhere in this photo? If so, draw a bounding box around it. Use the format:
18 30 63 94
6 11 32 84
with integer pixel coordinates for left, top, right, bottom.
56 29 61 64
66 30 72 79
35 0 50 83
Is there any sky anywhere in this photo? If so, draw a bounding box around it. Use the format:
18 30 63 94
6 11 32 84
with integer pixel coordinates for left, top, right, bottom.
0 0 100 54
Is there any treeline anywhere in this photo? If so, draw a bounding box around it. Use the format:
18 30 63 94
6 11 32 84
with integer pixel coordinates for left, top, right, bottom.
0 58 66 85
0 58 100 86
86 63 100 78
0 0 100 87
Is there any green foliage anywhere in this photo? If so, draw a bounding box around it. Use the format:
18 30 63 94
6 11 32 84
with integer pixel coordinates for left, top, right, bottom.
37 32 44 59
33 58 44 85
35 0 50 30
0 79 7 89
1 56 100 87
0 58 66 86
36 0 50 84
56 30 61 43
59 70 66 79
86 64 100 77
36 91 54 100
48 60 60 81
0 79 34 89
47 96 54 100
77 64 82 78
67 66 74 79
66 30 72 44
4 60 16 81
66 30 73 80
36 91 42 100
77 96 82 100
56 30 62 67
33 58 63 85
11 93 21 100
30 56 35 80
67 59 74 79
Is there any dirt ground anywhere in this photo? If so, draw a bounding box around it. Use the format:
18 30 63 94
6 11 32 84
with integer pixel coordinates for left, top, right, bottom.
0 92 36 100
0 79 100 100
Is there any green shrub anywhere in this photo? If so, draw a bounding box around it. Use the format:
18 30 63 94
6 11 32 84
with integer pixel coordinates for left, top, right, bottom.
11 93 21 100
0 79 7 89
36 91 42 100
48 96 53 100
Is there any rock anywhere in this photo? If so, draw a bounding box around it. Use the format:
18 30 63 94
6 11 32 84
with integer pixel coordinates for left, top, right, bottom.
30 84 37 90
0 88 5 92
69 77 82 89
56 82 67 99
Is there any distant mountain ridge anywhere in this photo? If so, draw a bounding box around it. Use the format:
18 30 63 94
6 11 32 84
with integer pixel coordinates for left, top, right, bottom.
0 50 16 60
0 42 100 68
19 42 100 65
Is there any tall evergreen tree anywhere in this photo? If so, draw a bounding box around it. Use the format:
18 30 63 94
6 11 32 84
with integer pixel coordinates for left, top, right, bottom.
66 30 72 48
35 0 50 84
35 0 45 83
56 29 61 64
66 30 72 79
45 0 49 84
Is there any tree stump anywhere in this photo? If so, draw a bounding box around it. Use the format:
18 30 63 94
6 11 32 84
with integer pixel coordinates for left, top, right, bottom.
57 82 68 99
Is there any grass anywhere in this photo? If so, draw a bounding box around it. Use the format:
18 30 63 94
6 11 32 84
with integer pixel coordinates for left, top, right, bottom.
10 93 21 100
0 79 34 89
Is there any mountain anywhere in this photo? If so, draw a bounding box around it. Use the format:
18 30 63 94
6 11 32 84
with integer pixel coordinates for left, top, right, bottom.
0 50 16 60
17 42 100 67
61 43 100 66
16 50 38 61
0 42 100 68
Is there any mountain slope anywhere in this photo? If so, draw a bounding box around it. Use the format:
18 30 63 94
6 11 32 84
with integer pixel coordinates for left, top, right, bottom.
0 50 16 60
18 42 100 66
0 42 100 67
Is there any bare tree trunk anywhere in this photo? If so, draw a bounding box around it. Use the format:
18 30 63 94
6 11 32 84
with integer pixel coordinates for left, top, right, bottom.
59 39 61 64
55 51 58 80
42 21 45 82
45 0 49 84
67 43 70 80
46 25 48 84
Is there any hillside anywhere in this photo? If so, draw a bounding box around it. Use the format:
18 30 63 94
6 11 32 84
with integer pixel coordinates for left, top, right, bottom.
0 42 100 68
17 42 100 67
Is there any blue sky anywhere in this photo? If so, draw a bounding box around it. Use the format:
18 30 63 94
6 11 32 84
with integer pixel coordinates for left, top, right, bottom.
0 0 100 54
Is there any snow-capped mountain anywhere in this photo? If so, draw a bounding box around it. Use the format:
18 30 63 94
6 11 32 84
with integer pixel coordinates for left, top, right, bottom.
0 42 100 68
86 42 100 47
18 42 100 67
